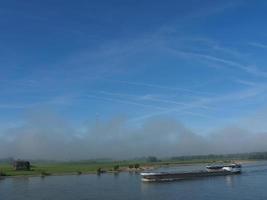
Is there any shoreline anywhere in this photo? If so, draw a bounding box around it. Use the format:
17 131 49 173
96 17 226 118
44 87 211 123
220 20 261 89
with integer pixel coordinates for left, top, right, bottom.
0 159 257 179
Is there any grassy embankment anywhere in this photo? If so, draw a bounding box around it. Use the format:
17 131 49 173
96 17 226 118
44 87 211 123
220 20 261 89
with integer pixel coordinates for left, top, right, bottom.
0 158 239 177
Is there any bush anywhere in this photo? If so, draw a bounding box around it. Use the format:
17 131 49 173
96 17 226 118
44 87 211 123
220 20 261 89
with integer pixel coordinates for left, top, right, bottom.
41 171 50 176
113 165 119 171
128 164 134 169
0 171 7 176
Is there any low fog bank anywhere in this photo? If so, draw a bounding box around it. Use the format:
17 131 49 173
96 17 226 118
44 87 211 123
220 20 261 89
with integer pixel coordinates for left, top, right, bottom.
0 111 267 160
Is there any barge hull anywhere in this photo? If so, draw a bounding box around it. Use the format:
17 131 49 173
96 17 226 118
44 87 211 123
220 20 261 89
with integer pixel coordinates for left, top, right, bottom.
141 171 241 182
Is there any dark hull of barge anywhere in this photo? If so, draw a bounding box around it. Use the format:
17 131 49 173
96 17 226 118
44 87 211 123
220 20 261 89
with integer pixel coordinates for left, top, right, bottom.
141 170 241 182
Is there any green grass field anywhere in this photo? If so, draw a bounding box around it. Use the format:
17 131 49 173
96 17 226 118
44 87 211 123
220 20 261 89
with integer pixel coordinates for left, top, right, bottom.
0 162 122 176
0 161 138 176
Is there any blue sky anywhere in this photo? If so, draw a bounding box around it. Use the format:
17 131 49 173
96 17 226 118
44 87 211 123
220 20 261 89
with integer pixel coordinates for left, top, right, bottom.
1 0 267 134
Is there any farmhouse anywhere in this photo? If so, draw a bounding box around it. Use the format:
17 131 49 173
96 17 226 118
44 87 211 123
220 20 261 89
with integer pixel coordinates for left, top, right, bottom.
13 160 31 171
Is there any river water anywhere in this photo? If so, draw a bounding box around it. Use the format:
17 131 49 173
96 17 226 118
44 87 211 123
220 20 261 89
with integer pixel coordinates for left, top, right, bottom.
1 161 267 200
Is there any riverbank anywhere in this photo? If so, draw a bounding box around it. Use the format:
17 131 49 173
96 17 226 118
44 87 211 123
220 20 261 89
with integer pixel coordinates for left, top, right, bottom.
2 161 267 200
0 159 254 178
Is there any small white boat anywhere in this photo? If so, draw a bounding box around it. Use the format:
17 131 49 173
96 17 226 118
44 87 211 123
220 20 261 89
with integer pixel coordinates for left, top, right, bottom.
206 163 242 172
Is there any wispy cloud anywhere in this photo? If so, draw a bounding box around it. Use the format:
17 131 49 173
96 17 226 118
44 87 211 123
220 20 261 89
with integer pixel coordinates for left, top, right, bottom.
86 94 167 110
248 42 267 49
0 94 76 111
84 91 213 122
131 83 267 122
130 109 211 123
0 104 28 109
167 48 267 77
200 86 267 104
97 90 211 110
235 79 259 86
101 78 212 95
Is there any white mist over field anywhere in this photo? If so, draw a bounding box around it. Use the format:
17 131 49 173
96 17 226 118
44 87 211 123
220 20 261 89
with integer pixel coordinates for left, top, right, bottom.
0 110 267 161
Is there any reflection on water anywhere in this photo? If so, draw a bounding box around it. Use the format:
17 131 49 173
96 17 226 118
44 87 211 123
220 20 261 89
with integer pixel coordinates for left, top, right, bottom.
1 161 267 200
225 175 234 187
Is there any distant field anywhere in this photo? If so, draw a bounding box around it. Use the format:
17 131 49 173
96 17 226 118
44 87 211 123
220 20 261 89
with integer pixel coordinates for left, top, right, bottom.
0 162 128 176
0 158 238 177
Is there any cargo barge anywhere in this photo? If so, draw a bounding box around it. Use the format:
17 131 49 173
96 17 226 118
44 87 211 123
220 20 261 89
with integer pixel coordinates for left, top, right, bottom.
140 163 241 182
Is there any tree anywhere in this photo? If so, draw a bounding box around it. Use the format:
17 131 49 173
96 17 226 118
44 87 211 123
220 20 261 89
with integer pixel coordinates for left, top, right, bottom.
97 168 102 174
147 156 158 162
134 163 140 169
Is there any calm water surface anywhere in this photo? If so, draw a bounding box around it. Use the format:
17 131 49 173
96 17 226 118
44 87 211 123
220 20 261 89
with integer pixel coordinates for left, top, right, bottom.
1 161 267 200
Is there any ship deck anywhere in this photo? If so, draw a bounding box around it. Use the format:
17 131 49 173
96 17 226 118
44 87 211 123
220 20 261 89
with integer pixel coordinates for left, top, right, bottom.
141 170 241 182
